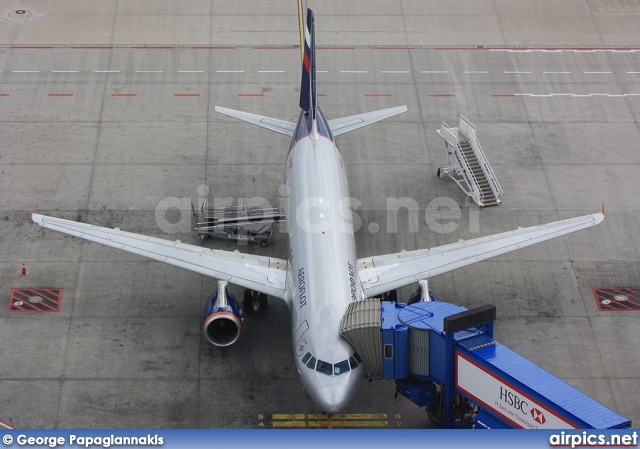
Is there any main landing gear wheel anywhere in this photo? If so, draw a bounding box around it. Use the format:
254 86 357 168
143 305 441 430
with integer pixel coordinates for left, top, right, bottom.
243 289 268 315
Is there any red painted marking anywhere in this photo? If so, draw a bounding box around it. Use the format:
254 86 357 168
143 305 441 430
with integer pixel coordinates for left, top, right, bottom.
132 46 174 49
252 46 294 50
71 46 113 49
429 94 455 97
0 94 9 96
0 419 16 429
373 47 415 50
11 46 54 49
364 94 392 97
48 94 74 97
593 288 640 311
238 93 265 97
318 93 326 97
174 94 200 97
492 94 516 97
192 46 235 50
111 94 137 97
435 47 640 51
9 288 63 313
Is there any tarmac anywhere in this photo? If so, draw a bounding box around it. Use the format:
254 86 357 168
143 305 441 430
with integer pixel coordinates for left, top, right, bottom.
0 0 639 429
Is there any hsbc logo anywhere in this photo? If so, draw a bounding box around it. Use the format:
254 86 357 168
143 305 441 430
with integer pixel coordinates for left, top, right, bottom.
499 386 529 414
531 407 546 425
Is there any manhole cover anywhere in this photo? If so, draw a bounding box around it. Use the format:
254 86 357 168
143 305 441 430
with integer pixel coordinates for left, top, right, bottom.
0 5 46 25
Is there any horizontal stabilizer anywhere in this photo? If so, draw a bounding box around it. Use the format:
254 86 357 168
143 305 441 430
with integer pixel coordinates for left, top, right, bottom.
215 106 296 137
328 105 407 136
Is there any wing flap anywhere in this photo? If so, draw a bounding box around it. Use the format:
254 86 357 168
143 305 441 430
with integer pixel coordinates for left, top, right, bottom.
32 214 288 299
358 212 604 298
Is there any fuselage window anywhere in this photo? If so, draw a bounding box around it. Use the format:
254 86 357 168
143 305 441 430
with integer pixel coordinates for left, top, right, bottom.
306 356 317 370
316 360 333 376
302 352 312 364
334 360 350 375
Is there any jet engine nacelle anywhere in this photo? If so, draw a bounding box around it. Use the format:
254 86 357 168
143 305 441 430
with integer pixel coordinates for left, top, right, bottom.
203 281 243 347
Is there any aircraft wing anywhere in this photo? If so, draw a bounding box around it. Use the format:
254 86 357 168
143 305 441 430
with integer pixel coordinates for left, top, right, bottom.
215 106 296 137
357 212 604 299
32 214 288 299
327 106 407 136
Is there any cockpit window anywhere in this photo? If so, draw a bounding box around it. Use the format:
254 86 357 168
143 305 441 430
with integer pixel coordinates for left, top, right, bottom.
354 352 363 364
348 356 359 369
302 352 312 364
334 360 350 375
316 360 332 376
306 355 317 369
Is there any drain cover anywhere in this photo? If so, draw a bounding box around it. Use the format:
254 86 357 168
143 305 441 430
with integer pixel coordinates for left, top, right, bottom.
0 5 46 25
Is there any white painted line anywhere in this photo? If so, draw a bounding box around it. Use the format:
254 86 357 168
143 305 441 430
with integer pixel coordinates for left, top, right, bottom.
217 70 244 73
607 94 627 97
543 71 571 74
95 70 120 73
258 70 286 73
571 94 592 97
52 71 79 73
421 71 448 73
550 93 573 96
381 70 410 73
627 72 640 74
135 70 164 73
504 71 531 74
317 70 329 73
463 71 489 74
584 71 612 74
340 70 368 73
13 71 39 73
178 70 204 73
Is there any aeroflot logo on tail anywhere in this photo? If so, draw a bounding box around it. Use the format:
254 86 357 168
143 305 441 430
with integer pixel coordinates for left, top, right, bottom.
499 386 546 425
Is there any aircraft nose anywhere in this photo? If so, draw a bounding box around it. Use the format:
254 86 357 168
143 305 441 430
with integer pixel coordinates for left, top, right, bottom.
314 386 350 414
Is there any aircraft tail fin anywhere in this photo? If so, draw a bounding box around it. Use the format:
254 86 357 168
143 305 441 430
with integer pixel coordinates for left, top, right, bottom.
299 8 317 121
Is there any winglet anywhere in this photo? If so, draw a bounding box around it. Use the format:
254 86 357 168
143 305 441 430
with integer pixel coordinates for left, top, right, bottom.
597 202 605 225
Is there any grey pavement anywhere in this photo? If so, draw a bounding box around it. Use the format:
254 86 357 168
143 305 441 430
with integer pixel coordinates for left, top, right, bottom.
0 0 639 429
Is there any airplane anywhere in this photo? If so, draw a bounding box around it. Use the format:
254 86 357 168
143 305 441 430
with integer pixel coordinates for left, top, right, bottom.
31 9 604 414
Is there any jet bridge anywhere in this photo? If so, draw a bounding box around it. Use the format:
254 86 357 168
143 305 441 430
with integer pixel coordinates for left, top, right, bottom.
340 297 631 429
436 116 502 207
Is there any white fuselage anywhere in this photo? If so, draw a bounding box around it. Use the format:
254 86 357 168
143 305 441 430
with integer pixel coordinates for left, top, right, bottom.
283 115 364 413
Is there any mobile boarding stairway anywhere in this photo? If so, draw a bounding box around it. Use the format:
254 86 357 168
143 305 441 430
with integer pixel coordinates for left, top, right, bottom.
340 287 631 429
437 116 503 207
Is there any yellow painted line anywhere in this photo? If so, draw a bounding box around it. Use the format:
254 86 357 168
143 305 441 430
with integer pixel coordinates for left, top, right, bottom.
272 414 307 420
272 421 308 428
308 420 389 428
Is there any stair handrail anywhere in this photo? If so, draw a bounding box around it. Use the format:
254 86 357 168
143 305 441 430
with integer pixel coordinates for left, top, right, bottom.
458 116 503 197
440 121 482 203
